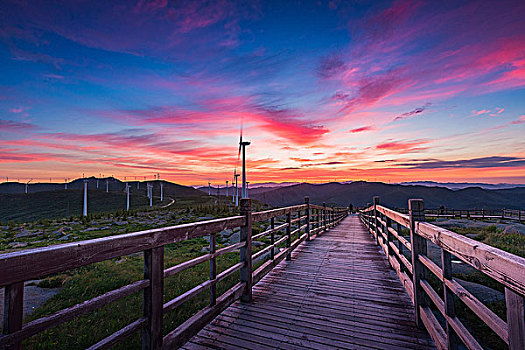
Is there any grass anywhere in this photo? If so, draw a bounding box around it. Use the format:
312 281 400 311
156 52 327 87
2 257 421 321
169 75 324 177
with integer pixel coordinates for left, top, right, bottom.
449 224 525 258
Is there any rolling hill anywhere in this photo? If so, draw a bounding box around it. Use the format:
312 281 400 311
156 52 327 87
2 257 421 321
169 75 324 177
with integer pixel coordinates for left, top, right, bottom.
0 178 205 222
251 181 525 209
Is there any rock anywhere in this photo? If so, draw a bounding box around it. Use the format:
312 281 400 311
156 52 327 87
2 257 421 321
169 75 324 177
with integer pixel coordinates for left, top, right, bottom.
503 225 523 235
219 229 233 237
15 229 41 238
54 226 72 235
227 231 240 244
82 227 99 232
8 242 28 248
455 278 505 303
58 234 71 241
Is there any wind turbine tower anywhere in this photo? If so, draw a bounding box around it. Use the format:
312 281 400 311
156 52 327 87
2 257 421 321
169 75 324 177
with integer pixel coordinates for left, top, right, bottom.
106 179 109 193
232 175 235 203
240 139 250 198
25 179 32 194
83 179 88 216
96 178 99 189
208 182 211 196
234 173 240 206
160 181 164 202
226 181 229 198
126 182 130 211
147 183 153 207
246 181 250 198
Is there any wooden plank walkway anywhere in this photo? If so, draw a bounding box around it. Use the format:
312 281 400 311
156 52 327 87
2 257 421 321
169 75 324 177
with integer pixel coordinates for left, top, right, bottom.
182 215 436 350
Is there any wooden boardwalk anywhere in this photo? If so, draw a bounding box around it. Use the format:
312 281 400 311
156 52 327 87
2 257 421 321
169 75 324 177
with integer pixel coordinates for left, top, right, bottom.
182 215 436 350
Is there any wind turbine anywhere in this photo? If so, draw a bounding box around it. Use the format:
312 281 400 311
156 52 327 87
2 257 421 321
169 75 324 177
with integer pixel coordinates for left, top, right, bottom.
25 179 32 194
83 179 88 216
226 181 229 198
160 181 163 202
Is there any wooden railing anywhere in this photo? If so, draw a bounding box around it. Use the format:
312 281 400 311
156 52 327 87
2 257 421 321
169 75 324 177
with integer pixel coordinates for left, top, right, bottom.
394 207 524 222
360 197 525 350
0 197 348 350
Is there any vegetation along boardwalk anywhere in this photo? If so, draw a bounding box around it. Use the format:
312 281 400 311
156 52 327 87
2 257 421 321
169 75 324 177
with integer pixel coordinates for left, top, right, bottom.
183 215 435 350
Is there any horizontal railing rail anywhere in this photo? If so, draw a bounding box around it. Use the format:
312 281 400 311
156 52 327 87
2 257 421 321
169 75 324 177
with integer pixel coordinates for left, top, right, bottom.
0 196 348 350
360 197 525 350
394 207 524 222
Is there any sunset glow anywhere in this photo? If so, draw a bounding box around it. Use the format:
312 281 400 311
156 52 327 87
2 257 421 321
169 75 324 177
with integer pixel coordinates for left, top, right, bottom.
1 0 524 185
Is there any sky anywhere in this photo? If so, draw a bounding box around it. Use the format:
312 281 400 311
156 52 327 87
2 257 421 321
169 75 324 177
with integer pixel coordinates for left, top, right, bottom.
0 0 524 185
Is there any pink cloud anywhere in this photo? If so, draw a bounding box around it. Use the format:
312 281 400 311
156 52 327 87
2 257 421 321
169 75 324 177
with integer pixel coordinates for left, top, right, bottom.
349 125 375 133
375 139 429 153
511 115 525 125
0 119 38 131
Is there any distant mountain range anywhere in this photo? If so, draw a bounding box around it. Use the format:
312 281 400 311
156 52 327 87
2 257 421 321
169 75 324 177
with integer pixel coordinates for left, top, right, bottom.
399 181 525 190
197 180 525 197
250 182 525 209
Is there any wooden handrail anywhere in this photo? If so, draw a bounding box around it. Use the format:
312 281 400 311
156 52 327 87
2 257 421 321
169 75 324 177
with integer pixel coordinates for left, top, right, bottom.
360 199 525 350
0 197 349 350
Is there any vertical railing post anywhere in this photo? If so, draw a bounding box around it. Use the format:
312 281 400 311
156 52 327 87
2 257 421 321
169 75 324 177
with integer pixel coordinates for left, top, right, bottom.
3 282 24 350
270 217 275 260
240 198 253 302
386 216 393 262
209 233 216 306
143 246 164 350
442 250 458 349
409 199 427 328
323 202 327 231
397 222 405 273
505 288 525 350
373 196 379 245
286 210 292 261
305 197 311 241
